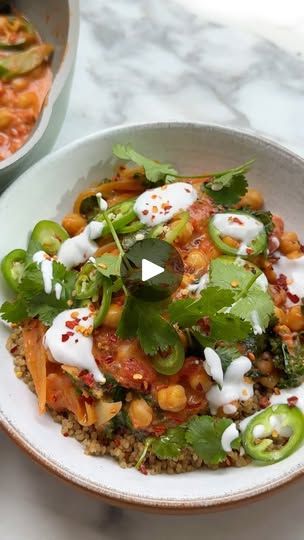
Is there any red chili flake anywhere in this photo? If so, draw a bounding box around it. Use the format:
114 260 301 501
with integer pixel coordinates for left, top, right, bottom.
75 339 79 343
84 396 94 404
65 319 79 330
81 372 95 387
63 432 69 437
142 209 149 216
259 396 270 409
152 205 158 213
185 188 191 193
114 438 121 448
151 194 157 199
153 425 167 437
287 396 298 407
61 332 73 342
104 355 114 364
10 346 18 354
300 244 304 253
276 273 288 290
232 216 244 225
163 203 172 211
139 464 148 475
287 292 300 304
246 247 254 255
82 316 89 321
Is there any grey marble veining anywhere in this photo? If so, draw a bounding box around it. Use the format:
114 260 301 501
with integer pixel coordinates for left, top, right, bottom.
1 0 304 539
57 0 304 156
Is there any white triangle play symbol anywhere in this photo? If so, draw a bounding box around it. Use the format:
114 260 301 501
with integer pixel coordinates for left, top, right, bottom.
141 258 165 282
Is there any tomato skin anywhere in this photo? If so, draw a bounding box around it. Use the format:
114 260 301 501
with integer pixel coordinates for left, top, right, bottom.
93 327 158 391
188 197 215 231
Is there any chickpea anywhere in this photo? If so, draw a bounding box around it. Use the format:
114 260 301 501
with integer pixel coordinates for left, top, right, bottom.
185 250 209 271
103 304 123 329
62 213 87 236
0 108 13 130
129 398 153 429
284 306 304 332
274 306 286 324
222 236 240 249
272 215 284 238
237 188 264 210
175 221 193 245
258 371 280 389
11 77 29 91
255 357 274 376
157 384 187 412
188 370 213 392
280 232 300 255
286 250 303 260
17 92 39 111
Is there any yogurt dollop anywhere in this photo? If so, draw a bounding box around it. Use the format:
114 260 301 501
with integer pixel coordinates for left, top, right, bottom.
134 183 197 227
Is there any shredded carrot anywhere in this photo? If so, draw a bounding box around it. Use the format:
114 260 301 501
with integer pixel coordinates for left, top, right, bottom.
73 178 144 214
22 320 48 414
94 242 117 257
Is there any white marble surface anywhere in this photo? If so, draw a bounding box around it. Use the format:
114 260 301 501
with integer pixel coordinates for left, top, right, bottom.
2 0 304 538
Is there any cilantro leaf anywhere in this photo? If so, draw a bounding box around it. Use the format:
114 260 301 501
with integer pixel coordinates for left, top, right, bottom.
185 416 232 465
95 254 121 278
117 297 179 355
230 286 274 332
210 313 251 342
169 287 235 328
215 345 241 372
203 160 253 206
113 143 178 184
209 257 256 291
151 426 187 459
242 209 274 236
0 298 28 323
1 261 78 326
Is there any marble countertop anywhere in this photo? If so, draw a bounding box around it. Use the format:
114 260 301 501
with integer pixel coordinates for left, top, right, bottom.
2 0 304 538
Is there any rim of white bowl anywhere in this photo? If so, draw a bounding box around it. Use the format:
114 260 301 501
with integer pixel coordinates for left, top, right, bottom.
1 121 304 512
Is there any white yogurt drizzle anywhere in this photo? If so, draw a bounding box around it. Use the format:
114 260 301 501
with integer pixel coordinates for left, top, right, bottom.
203 347 224 387
57 221 104 269
134 183 197 227
221 422 239 452
212 213 264 255
273 254 304 305
44 308 105 383
33 251 62 299
206 353 253 414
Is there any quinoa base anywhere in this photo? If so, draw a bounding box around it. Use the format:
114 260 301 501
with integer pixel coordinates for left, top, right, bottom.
6 327 257 474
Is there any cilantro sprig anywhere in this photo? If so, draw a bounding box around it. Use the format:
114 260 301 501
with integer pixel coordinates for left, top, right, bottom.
112 143 253 206
0 261 77 326
169 257 273 341
113 144 178 184
136 415 240 469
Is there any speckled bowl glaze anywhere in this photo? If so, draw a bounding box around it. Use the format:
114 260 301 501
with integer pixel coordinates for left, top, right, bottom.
0 0 79 191
0 122 304 513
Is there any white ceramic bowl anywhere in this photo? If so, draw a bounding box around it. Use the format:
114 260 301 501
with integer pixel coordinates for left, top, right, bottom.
1 122 304 513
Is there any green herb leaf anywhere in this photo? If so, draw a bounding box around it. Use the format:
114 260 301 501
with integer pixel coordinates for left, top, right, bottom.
185 415 232 465
169 287 235 328
95 254 121 278
203 160 253 206
210 313 252 342
215 345 241 372
1 261 78 326
0 298 28 323
113 143 178 184
242 209 274 236
151 426 187 459
230 286 274 331
117 297 179 355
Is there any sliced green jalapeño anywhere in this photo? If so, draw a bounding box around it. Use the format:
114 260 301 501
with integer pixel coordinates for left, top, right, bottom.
1 248 26 292
28 220 69 256
242 404 304 463
209 211 267 257
151 339 185 375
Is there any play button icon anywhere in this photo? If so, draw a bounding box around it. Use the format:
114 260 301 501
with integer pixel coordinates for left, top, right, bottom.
141 259 164 282
120 238 184 301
